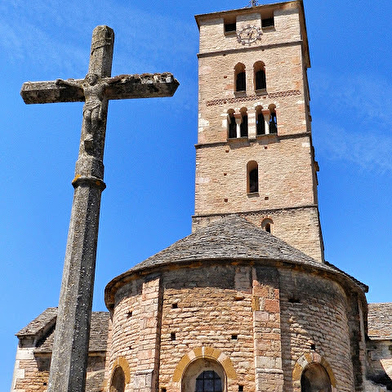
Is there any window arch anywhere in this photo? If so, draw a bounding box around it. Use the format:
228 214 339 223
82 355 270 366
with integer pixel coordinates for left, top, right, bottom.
261 218 273 234
255 106 265 135
268 104 277 134
301 363 332 392
181 358 226 392
247 161 258 193
234 63 246 92
110 366 125 392
240 107 248 137
254 61 266 91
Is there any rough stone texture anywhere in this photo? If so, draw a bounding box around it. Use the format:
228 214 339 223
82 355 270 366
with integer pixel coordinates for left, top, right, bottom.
11 310 109 392
369 304 392 340
21 73 178 104
193 1 323 262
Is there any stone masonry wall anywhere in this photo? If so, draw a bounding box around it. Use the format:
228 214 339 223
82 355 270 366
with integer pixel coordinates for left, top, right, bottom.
194 137 315 215
159 265 255 392
11 349 106 392
109 261 361 392
279 269 355 391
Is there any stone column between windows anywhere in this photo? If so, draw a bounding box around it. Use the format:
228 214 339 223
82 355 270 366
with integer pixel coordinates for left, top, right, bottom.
134 276 163 392
248 110 257 140
234 113 242 138
262 110 270 135
252 267 284 392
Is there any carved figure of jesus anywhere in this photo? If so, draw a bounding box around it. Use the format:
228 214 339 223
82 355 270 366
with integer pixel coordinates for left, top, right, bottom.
56 73 109 152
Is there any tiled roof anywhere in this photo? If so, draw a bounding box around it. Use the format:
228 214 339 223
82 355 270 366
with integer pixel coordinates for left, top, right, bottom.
16 307 57 337
368 303 392 340
106 215 367 306
16 308 110 353
128 215 319 271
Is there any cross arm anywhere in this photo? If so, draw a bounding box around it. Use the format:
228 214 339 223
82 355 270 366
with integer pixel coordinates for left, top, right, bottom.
104 73 179 100
21 80 85 104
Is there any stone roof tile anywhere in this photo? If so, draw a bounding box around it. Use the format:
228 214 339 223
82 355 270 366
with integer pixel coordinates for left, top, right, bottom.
129 215 318 272
16 307 57 337
17 308 110 353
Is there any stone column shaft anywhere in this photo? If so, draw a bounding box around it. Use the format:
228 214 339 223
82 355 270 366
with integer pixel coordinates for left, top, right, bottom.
48 26 114 392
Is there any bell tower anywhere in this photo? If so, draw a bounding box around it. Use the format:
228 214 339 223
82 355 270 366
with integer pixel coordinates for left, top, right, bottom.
193 0 324 262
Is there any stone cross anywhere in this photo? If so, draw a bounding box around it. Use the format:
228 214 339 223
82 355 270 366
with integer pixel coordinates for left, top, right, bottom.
21 25 178 392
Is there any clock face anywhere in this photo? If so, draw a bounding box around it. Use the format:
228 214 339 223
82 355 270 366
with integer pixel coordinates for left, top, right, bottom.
237 25 262 45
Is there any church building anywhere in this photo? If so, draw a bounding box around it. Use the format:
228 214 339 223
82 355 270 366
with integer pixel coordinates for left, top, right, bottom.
11 1 392 391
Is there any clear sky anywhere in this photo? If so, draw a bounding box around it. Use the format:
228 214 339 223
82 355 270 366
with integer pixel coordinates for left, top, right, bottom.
1 0 391 390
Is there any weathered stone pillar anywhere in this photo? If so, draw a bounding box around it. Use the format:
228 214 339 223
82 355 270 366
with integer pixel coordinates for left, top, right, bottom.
47 26 114 392
262 109 270 135
252 267 284 392
235 113 242 138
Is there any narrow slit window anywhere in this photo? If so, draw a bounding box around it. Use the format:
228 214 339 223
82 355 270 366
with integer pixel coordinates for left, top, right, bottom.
247 161 258 193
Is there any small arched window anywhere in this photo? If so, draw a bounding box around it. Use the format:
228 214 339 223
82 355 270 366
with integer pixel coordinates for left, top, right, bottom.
261 218 273 234
254 61 266 91
240 108 248 137
301 363 332 392
235 63 246 92
247 161 258 193
256 106 265 135
181 358 226 392
110 367 125 392
227 109 236 139
269 104 277 134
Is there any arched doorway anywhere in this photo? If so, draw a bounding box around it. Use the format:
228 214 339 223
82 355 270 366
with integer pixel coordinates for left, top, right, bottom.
301 363 332 392
182 358 226 392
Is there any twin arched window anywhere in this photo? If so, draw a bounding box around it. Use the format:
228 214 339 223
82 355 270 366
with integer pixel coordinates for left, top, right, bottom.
227 108 248 138
234 61 267 92
228 106 277 139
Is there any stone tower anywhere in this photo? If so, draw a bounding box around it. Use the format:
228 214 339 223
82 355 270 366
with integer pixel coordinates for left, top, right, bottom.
193 0 324 262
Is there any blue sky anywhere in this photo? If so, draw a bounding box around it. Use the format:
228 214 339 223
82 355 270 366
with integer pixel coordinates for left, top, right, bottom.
1 0 391 389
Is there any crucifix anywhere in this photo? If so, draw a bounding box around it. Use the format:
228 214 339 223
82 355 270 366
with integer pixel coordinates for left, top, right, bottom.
21 25 179 392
